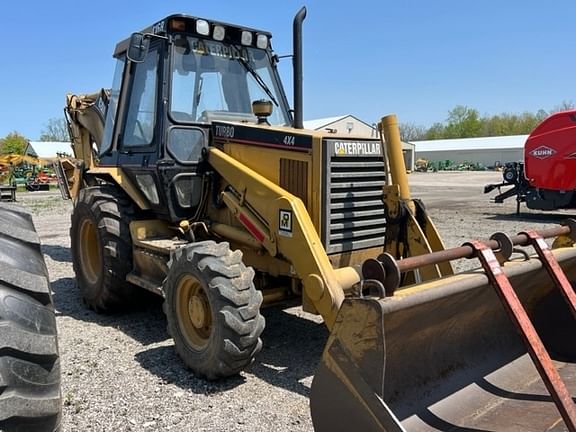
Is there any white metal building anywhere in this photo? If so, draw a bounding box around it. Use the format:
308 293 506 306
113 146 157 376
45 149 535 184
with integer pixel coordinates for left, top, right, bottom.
304 115 416 171
412 135 527 168
25 141 73 160
304 114 379 138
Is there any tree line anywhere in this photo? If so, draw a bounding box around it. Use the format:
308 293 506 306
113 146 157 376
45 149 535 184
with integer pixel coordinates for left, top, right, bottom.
399 101 575 142
2 104 576 154
0 118 69 155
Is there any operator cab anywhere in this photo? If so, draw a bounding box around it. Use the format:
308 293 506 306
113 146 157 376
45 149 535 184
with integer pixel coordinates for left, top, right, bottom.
98 15 292 221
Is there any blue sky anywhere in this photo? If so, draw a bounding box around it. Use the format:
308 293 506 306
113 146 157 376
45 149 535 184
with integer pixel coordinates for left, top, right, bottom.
2 0 575 139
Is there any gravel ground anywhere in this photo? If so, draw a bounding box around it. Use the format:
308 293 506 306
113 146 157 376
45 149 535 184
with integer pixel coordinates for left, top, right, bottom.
14 172 576 432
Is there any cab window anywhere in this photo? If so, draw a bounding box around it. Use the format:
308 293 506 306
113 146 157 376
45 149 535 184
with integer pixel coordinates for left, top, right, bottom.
100 57 125 155
122 48 160 147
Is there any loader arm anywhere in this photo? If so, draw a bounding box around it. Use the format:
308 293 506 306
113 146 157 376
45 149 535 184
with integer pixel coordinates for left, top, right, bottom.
207 147 355 330
208 145 407 430
208 114 453 320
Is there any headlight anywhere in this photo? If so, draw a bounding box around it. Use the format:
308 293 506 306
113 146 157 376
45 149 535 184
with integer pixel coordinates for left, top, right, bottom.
213 25 226 41
196 19 210 36
241 31 253 46
256 34 268 49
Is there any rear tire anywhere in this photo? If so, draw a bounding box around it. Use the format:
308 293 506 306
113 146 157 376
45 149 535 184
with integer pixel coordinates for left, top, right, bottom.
0 204 61 431
164 241 265 379
70 185 137 312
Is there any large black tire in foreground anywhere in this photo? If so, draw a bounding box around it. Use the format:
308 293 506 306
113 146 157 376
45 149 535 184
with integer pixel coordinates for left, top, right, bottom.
164 241 265 379
70 186 137 312
0 204 61 431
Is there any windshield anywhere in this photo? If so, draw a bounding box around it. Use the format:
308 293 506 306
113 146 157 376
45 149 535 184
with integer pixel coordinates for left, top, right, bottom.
170 36 291 125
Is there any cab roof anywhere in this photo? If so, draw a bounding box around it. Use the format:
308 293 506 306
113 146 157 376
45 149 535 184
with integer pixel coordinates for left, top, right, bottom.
114 13 273 57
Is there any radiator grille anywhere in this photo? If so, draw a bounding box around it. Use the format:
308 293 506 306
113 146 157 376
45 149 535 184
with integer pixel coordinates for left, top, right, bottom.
323 141 387 253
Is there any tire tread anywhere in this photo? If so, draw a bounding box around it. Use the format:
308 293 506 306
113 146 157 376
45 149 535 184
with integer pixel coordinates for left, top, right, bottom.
0 204 61 431
165 241 265 379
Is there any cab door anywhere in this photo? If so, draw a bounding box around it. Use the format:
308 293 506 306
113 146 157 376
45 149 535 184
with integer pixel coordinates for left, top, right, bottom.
114 41 168 216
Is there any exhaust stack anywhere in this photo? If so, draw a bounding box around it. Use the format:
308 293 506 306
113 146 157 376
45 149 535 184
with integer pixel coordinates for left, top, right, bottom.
293 6 307 129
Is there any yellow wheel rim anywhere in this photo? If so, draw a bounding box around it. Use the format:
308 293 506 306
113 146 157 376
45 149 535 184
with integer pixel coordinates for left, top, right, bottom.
176 275 212 350
78 219 101 285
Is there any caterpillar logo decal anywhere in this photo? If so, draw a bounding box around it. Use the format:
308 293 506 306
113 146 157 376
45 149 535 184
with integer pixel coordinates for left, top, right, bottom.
327 139 382 157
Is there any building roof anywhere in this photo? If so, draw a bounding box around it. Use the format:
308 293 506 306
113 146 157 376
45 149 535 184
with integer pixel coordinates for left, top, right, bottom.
304 114 379 131
303 115 349 131
411 135 528 152
304 115 416 151
26 141 73 158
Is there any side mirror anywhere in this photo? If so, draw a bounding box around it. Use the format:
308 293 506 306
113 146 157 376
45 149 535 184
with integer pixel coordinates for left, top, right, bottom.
127 33 150 63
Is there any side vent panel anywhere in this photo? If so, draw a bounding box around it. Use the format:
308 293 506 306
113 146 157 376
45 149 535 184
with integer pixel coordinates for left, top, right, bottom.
280 158 308 207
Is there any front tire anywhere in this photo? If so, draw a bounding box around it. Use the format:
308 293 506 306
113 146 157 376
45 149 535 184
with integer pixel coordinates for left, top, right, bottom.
70 185 137 312
164 241 265 379
0 204 61 431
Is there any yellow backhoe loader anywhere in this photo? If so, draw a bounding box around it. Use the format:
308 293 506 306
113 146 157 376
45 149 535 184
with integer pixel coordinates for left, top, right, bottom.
56 8 576 431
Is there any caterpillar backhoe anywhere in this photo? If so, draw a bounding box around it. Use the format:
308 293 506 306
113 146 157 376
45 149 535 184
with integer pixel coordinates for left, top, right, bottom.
56 7 576 431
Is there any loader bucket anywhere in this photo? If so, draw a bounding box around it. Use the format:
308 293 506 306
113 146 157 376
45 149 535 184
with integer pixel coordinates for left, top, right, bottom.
311 243 576 431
